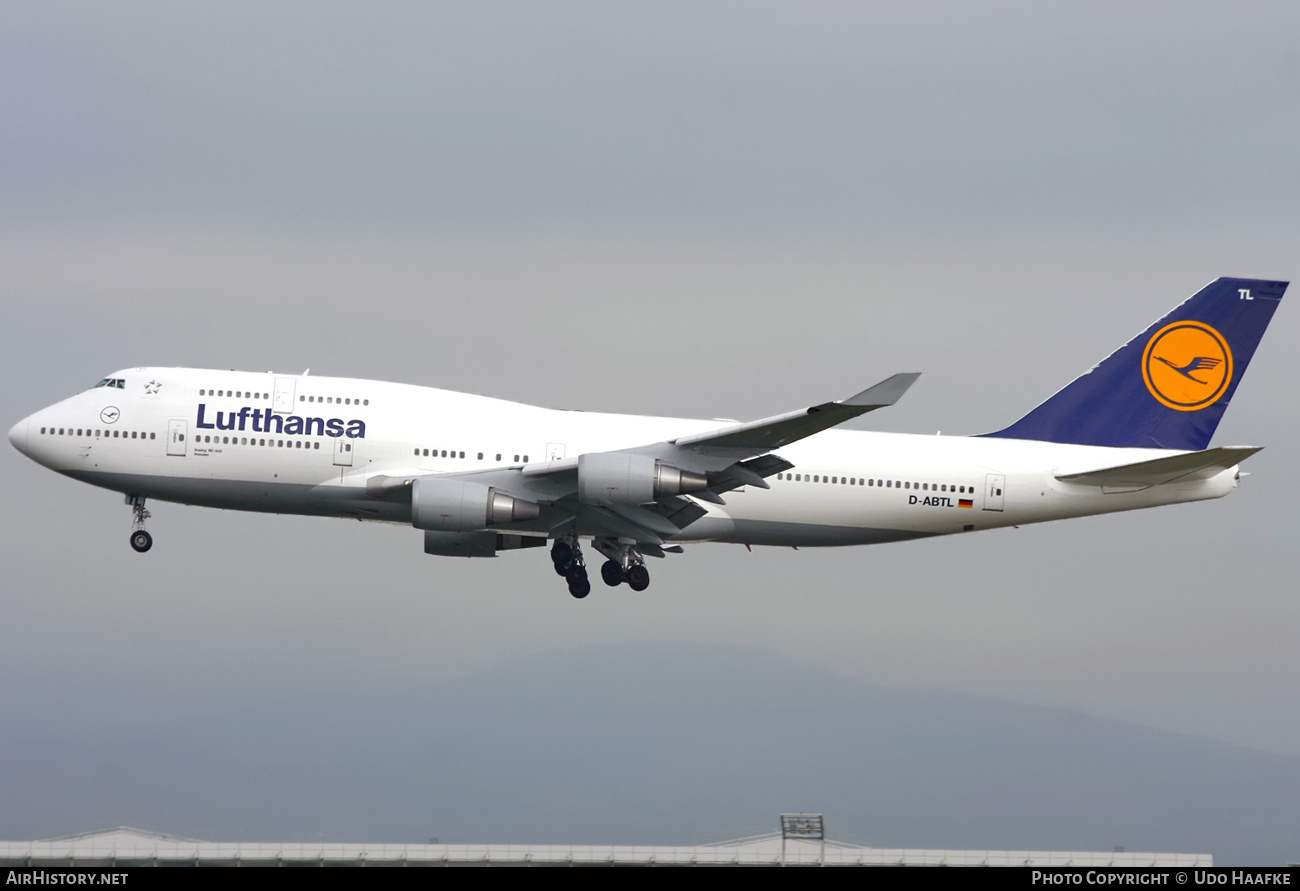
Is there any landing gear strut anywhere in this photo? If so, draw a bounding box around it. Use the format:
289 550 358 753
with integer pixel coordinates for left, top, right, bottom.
552 538 591 599
126 494 152 553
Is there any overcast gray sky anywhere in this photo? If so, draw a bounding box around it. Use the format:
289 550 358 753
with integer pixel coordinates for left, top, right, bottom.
2 0 1298 822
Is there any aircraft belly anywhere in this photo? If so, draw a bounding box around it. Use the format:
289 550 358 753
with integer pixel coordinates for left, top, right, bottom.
60 470 408 522
689 516 937 547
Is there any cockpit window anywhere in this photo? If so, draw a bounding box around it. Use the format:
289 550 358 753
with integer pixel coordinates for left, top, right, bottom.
94 378 126 389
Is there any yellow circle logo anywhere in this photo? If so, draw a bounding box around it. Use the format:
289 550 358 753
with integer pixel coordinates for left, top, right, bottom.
1142 321 1233 412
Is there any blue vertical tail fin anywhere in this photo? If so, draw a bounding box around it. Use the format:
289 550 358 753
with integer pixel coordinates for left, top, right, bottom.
981 277 1286 450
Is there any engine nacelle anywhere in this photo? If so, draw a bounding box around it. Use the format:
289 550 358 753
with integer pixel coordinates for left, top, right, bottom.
423 531 547 558
411 477 541 531
577 453 709 506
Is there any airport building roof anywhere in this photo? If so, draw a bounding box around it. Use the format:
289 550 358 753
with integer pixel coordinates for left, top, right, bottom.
0 827 1212 867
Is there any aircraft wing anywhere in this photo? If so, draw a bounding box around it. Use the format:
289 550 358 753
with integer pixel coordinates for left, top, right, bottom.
1055 446 1261 490
368 373 921 546
669 372 921 454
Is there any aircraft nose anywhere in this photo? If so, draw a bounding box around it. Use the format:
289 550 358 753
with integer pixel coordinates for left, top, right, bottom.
8 417 29 456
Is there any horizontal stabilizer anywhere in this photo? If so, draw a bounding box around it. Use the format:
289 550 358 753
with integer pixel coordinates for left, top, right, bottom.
1056 446 1262 489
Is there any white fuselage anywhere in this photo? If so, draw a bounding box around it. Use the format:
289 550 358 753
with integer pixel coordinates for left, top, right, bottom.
8 367 1240 548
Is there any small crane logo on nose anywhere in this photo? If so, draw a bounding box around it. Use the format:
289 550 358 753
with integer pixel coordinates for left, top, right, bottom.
100 407 120 424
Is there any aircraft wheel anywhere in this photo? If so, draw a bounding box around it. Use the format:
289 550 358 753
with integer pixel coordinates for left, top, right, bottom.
601 560 625 587
130 530 153 553
568 578 591 599
551 542 575 575
625 564 650 592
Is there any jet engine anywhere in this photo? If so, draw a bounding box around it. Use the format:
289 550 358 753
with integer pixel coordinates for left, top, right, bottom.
423 531 547 558
411 477 541 532
577 453 709 506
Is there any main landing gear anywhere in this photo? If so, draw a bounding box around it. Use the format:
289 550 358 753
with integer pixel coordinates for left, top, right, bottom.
126 494 152 553
600 559 649 591
552 537 655 598
593 538 650 592
551 538 591 599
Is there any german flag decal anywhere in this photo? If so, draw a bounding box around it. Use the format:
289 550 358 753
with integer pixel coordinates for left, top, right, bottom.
958 499 973 509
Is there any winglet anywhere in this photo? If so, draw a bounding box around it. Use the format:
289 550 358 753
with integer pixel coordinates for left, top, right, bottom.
670 371 923 453
840 372 922 409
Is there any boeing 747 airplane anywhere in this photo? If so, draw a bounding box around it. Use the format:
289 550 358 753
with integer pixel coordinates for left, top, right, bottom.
7 277 1285 597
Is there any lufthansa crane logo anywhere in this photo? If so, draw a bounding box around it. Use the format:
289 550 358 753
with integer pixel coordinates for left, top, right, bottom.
1142 321 1233 411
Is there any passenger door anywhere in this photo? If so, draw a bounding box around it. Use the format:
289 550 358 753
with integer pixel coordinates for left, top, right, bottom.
333 437 354 467
167 420 188 456
983 473 1005 511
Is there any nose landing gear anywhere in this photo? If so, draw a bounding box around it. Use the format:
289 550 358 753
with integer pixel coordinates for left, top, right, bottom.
126 494 152 553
